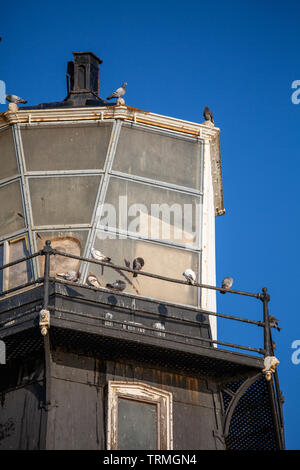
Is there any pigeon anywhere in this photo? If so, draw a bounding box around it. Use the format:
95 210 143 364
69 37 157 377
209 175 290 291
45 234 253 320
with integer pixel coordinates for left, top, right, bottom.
220 276 233 294
91 248 111 263
133 257 144 277
87 273 102 288
203 106 214 124
269 315 281 332
6 94 27 104
57 270 80 282
182 269 196 285
106 280 126 292
107 82 127 101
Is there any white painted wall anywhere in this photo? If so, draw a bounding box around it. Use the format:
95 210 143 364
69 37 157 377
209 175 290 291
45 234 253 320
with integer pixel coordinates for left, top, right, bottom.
201 139 217 341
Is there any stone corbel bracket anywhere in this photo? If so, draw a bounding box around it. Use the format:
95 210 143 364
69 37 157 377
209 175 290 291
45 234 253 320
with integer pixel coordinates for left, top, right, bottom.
39 309 50 336
262 356 280 381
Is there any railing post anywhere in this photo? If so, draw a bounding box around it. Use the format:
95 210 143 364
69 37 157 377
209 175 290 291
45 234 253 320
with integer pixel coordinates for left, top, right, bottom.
261 287 271 357
39 240 53 436
260 287 279 381
39 240 52 336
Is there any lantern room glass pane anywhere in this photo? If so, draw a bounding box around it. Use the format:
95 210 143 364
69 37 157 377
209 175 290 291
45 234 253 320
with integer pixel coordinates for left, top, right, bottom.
101 177 200 247
29 175 101 226
0 244 4 289
35 230 88 277
22 123 112 171
0 128 19 181
7 237 33 290
113 126 203 190
118 398 157 450
0 181 25 237
90 233 199 306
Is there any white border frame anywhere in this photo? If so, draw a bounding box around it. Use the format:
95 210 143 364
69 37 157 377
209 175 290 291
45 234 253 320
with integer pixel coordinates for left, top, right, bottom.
107 381 173 450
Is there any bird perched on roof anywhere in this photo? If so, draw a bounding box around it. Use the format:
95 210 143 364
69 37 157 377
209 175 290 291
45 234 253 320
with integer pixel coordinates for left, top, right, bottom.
106 280 126 292
6 94 27 112
182 269 196 285
133 257 144 277
87 273 102 288
203 106 214 124
91 248 111 263
220 276 233 294
56 270 80 282
106 82 127 103
6 94 27 104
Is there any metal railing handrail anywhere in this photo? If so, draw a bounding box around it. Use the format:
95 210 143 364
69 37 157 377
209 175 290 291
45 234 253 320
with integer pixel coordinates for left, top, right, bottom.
51 247 261 298
0 251 42 271
0 240 278 359
0 241 284 449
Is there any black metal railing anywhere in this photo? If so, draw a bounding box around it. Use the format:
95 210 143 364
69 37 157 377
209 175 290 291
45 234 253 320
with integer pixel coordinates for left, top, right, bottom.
0 240 285 446
0 240 286 451
0 240 280 360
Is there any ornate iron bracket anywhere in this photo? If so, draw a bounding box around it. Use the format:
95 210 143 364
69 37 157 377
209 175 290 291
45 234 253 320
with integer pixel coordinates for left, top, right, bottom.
222 372 262 439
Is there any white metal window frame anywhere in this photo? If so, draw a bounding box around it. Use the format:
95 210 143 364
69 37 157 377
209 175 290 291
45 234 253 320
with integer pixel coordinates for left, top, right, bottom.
4 120 204 308
107 380 173 450
0 233 32 291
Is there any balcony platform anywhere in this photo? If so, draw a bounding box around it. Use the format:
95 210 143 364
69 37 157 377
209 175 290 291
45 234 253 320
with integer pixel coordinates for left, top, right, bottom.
0 279 285 450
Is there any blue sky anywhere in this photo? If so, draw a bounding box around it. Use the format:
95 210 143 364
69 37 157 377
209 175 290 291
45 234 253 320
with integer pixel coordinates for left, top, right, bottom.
1 0 299 450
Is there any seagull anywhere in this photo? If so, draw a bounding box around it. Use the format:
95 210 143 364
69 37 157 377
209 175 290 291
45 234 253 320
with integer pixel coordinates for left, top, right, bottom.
87 273 102 288
91 248 111 263
6 94 27 104
182 269 196 285
133 257 144 277
203 106 214 124
106 280 126 292
57 270 80 282
220 276 233 294
107 82 127 101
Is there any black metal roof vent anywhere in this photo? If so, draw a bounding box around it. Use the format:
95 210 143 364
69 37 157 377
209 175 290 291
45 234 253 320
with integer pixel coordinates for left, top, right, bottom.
23 52 113 109
66 52 102 101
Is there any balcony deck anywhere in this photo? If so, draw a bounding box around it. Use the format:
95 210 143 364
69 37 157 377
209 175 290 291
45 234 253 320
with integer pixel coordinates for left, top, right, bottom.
0 247 285 450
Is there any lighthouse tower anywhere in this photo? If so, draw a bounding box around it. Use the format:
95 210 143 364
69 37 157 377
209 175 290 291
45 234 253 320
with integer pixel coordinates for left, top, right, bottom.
0 52 284 450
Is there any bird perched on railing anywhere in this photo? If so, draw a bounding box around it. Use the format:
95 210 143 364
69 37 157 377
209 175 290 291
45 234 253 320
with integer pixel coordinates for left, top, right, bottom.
56 270 80 282
203 106 214 125
220 276 233 294
87 273 102 288
133 257 144 278
182 269 196 285
91 248 111 263
106 280 126 292
269 315 281 332
106 82 127 105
